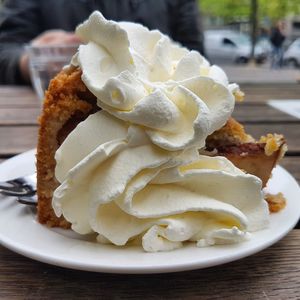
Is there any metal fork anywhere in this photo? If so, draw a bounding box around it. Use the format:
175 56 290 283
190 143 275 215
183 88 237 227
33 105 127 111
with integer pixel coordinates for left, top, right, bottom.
0 173 37 206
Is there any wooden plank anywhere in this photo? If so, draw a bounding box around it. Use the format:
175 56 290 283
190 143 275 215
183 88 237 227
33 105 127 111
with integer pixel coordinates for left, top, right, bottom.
0 84 299 106
0 104 296 125
2 99 298 124
0 86 39 108
0 124 298 155
233 103 298 122
244 123 300 154
0 126 38 156
240 83 300 104
1 84 299 106
241 83 300 90
0 230 299 299
0 108 40 125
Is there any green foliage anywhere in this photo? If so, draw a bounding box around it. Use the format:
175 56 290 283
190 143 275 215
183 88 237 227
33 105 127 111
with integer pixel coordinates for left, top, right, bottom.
200 0 250 22
199 0 300 22
259 0 300 21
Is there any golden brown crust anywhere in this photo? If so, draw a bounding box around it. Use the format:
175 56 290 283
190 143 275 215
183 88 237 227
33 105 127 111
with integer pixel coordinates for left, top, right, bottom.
259 133 287 157
206 118 254 149
36 68 96 227
265 192 287 213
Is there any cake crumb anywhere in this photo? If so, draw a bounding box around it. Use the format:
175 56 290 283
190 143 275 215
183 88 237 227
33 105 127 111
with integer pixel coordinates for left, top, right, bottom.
265 192 286 213
259 134 285 156
233 89 245 102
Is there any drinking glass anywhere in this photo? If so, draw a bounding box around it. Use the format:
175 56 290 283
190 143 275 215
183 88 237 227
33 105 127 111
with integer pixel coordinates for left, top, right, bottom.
26 44 79 101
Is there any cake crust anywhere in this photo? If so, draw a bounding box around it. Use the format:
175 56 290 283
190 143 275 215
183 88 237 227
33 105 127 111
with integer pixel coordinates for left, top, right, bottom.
37 68 96 227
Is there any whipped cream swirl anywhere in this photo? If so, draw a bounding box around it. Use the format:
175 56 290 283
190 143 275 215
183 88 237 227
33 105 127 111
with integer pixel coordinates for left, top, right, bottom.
53 12 269 252
71 11 236 151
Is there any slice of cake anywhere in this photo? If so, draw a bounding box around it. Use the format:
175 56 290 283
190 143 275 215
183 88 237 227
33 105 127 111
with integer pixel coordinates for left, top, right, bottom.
37 68 286 227
36 11 285 251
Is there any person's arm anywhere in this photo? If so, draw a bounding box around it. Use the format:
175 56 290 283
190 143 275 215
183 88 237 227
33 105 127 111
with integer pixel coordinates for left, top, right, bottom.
169 0 205 56
0 0 40 85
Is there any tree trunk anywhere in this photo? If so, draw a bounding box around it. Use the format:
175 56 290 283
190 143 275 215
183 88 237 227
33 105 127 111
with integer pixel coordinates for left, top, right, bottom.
250 0 258 63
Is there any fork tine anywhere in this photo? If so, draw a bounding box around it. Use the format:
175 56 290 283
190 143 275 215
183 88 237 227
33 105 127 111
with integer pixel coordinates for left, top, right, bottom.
18 195 37 206
0 185 35 197
0 173 37 198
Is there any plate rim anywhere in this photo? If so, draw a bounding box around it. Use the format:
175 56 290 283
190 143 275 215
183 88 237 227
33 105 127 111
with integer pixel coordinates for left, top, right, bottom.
0 149 299 274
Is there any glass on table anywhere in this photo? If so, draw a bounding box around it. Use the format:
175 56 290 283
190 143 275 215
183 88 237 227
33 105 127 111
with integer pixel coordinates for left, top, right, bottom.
26 44 79 102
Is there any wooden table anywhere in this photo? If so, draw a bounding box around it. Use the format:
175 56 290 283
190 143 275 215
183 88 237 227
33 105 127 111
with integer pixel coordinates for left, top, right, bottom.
0 84 299 299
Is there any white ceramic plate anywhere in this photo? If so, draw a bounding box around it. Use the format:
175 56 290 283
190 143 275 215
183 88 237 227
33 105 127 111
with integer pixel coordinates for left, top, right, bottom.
0 149 299 274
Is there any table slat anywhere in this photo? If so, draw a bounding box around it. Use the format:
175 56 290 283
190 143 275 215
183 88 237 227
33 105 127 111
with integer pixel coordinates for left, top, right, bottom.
0 108 40 125
241 83 300 104
0 126 38 156
1 84 300 106
233 103 298 122
0 86 39 108
0 230 299 299
2 105 297 126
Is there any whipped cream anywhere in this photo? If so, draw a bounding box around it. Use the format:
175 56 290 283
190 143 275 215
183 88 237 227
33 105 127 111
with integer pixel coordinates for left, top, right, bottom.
53 12 269 252
71 11 236 151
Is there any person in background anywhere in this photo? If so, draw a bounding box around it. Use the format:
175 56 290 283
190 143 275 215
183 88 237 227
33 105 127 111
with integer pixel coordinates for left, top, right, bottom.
0 0 205 85
270 20 286 69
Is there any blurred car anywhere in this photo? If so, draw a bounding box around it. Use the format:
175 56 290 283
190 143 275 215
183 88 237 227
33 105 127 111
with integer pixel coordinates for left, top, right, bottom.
283 38 300 68
204 30 269 65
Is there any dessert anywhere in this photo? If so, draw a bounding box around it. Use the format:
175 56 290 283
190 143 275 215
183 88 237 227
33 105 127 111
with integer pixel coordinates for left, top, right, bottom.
37 12 286 252
206 119 286 187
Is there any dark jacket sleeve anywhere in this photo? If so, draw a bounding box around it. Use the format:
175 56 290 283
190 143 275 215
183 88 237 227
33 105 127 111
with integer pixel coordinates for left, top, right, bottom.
169 0 205 56
0 0 40 85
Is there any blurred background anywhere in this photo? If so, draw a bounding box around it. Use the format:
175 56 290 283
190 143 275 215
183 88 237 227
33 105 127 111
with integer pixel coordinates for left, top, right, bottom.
198 0 300 83
1 0 300 88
